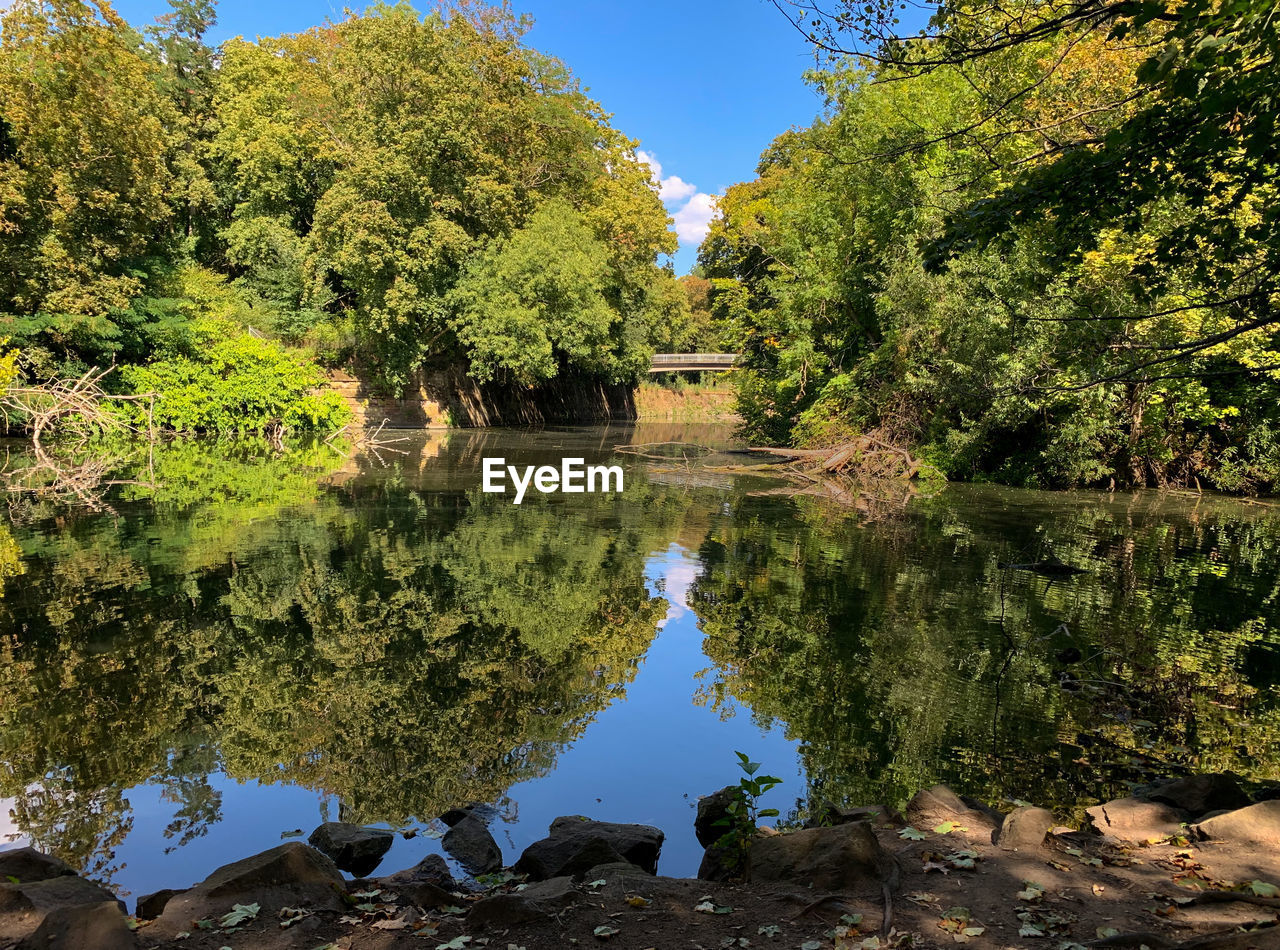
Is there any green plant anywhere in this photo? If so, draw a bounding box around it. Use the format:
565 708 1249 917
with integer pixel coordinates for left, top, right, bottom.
714 751 783 877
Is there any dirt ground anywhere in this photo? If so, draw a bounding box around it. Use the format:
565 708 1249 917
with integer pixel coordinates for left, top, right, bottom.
133 821 1280 950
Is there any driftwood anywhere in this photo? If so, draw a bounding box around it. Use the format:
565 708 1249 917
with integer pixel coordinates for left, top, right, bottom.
748 435 942 482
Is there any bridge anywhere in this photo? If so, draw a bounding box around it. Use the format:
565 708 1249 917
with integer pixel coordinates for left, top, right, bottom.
648 353 740 373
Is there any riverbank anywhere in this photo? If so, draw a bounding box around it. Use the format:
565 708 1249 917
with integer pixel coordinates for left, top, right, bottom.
635 381 739 423
4 777 1277 950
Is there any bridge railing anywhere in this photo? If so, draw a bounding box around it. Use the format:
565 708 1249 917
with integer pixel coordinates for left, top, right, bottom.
649 353 739 370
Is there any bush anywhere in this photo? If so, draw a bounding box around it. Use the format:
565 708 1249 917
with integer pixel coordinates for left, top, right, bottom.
121 319 350 433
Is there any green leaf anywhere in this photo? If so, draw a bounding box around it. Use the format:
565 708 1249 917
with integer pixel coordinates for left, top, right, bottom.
1248 880 1278 897
217 903 260 929
593 925 619 939
899 826 927 840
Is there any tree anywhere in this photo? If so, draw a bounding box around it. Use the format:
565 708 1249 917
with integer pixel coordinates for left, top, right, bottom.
0 0 175 317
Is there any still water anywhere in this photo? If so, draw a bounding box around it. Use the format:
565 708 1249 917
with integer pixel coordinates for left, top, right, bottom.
0 425 1277 899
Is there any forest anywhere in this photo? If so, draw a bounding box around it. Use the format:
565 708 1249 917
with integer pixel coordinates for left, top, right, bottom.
2 0 1278 493
701 0 1280 492
0 0 707 434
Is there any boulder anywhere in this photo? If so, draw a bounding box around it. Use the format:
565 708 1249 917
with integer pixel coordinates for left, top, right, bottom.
469 876 580 927
153 843 346 938
695 786 743 848
19 901 134 950
1141 774 1251 818
442 817 503 875
748 821 891 891
135 888 182 920
905 785 999 836
0 848 76 884
308 822 395 876
379 853 455 891
514 817 663 881
439 803 499 828
1193 800 1280 848
696 837 740 883
803 803 900 831
0 875 124 945
997 807 1056 852
1085 798 1187 843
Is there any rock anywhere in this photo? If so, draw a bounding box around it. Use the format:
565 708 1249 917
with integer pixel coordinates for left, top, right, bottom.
1140 774 1251 818
997 807 1055 851
469 876 580 927
153 843 345 938
1255 786 1280 803
803 803 900 831
1193 800 1280 847
0 848 76 884
514 817 664 880
439 803 498 827
1085 798 1188 843
695 786 743 847
380 853 455 891
0 875 124 945
19 901 134 950
696 837 740 883
135 888 182 919
905 785 999 835
748 821 891 891
308 822 395 876
442 817 502 875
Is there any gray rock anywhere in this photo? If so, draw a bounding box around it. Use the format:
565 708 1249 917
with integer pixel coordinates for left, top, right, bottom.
0 848 76 884
748 821 890 891
135 888 182 919
1141 774 1251 818
153 843 345 938
1193 800 1280 847
19 901 134 950
695 786 743 848
379 853 455 891
308 822 395 876
1085 797 1187 843
514 817 663 880
442 817 503 875
469 876 580 927
997 807 1055 851
696 837 740 883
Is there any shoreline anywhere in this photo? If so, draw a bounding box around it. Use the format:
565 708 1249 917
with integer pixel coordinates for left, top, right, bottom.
3 776 1277 950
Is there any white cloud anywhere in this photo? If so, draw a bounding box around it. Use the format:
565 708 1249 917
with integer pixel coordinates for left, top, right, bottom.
636 149 721 253
658 175 698 204
673 192 718 245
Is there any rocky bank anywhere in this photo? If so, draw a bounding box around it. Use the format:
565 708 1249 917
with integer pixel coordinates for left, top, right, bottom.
2 775 1278 950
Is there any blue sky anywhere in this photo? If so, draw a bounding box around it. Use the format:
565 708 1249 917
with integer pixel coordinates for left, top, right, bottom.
107 0 828 273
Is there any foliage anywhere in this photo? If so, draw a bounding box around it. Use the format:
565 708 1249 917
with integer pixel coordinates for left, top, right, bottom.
703 2 1280 491
120 319 350 432
0 0 679 413
713 752 783 876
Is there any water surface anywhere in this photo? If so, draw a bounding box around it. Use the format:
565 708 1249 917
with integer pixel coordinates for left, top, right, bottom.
0 425 1277 898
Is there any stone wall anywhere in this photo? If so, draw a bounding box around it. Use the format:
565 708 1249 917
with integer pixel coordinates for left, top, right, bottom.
328 366 636 429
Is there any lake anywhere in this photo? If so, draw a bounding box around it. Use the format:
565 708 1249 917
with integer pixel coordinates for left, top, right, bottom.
0 424 1277 900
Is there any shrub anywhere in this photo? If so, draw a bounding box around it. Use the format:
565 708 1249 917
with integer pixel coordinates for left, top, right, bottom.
121 319 349 433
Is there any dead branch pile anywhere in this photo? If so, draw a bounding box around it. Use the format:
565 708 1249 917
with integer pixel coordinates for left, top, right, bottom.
0 366 155 450
747 435 942 481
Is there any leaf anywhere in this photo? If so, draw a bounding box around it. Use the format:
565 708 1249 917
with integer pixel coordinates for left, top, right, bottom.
1248 880 1278 897
218 903 260 928
174 934 190 941
1017 881 1046 901
801 942 822 950
436 938 472 950
757 924 781 936
625 895 651 907
372 916 412 931
584 879 608 889
898 826 927 840
1019 922 1046 937
278 907 313 928
1096 928 1120 939
593 925 619 939
932 821 968 834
